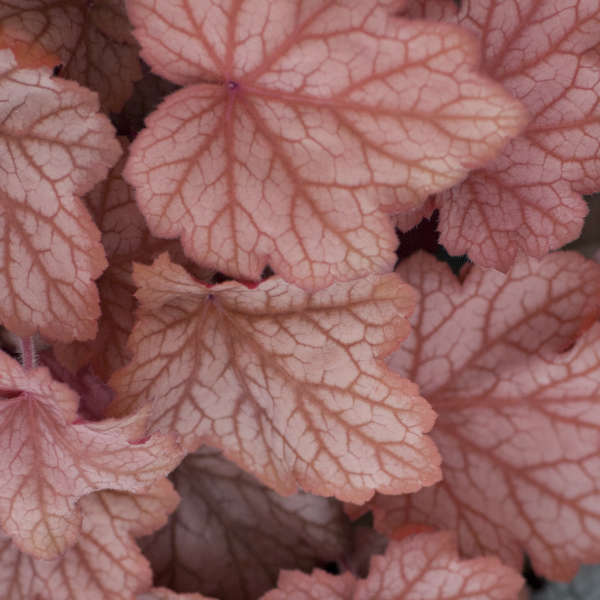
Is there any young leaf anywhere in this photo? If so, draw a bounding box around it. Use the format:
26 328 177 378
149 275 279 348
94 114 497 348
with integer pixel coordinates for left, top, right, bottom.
262 531 524 599
0 480 179 600
124 0 526 289
0 349 184 559
0 45 121 342
0 0 142 112
109 253 441 503
432 0 600 270
366 251 600 580
139 447 351 600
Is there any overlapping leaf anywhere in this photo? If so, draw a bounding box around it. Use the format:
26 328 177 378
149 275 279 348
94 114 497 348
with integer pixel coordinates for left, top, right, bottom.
0 480 178 600
109 253 441 502
140 447 351 600
262 531 524 599
55 138 192 380
39 351 115 420
0 349 183 559
0 0 142 111
365 251 600 580
124 0 526 289
113 67 179 138
427 0 600 270
0 45 121 342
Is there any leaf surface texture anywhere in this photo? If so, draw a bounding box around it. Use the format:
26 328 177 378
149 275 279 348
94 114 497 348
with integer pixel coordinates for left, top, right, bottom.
110 253 441 502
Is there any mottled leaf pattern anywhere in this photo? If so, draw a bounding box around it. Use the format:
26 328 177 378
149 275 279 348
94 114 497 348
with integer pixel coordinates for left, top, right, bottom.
367 251 600 580
0 46 121 342
124 0 526 288
109 253 441 502
262 531 524 600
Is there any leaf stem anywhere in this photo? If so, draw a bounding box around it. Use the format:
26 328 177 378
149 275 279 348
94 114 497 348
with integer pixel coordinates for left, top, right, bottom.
18 336 37 370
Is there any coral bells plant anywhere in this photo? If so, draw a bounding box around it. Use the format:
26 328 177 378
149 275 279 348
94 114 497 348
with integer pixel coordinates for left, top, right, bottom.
1 0 600 598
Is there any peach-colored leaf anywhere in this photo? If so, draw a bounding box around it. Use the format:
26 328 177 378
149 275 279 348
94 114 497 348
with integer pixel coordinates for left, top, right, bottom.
393 197 435 233
109 252 440 502
124 0 526 289
0 349 183 559
433 0 600 270
0 0 142 112
54 138 189 380
140 447 351 600
367 251 600 580
0 480 178 600
0 46 121 342
262 531 524 599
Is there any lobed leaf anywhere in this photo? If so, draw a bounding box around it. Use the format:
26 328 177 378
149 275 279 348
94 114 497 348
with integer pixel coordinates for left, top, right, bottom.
55 138 192 380
431 0 600 270
0 46 121 342
0 350 184 558
262 531 524 600
366 251 600 580
124 0 526 289
0 480 179 600
109 253 441 502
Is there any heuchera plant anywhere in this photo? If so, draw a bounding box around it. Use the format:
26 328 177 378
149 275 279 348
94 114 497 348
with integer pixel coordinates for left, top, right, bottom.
0 0 599 598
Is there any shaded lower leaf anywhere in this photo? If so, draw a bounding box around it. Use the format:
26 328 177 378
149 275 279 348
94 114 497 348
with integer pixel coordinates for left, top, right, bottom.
140 447 351 600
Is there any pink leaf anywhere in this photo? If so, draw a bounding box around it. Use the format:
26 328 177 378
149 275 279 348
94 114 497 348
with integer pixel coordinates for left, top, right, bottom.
0 45 121 342
366 251 600 580
0 480 179 600
140 447 351 600
262 531 524 599
433 0 600 270
109 253 441 502
54 138 199 380
393 197 435 233
0 349 184 558
124 0 526 289
0 0 142 112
